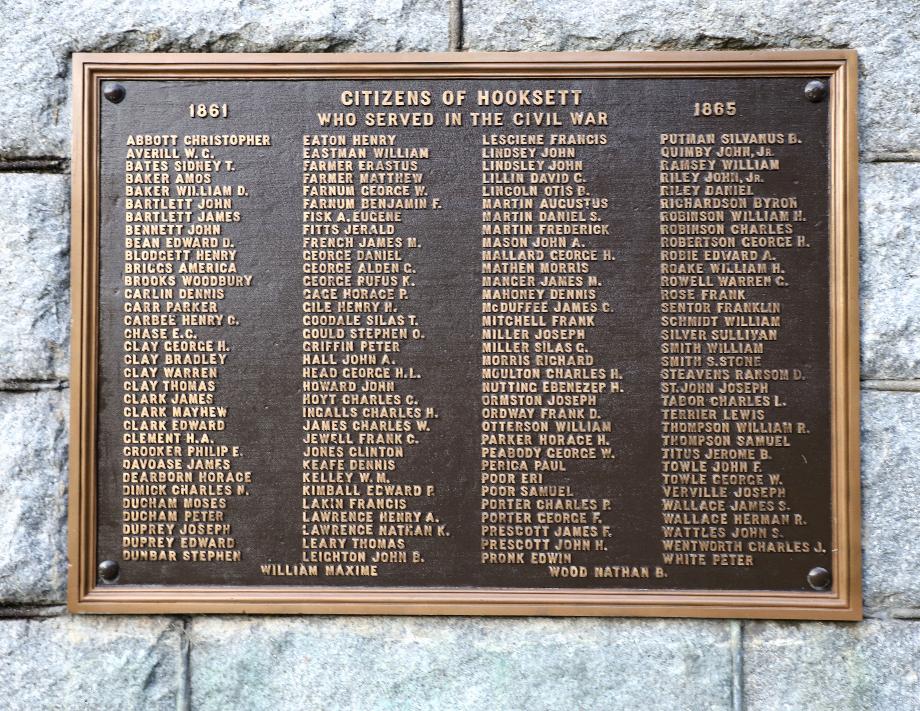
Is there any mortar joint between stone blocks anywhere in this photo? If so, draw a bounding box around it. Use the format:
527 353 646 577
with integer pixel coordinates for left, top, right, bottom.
177 616 192 711
731 620 744 711
0 379 69 393
449 0 464 51
0 157 69 174
0 604 67 619
861 379 920 392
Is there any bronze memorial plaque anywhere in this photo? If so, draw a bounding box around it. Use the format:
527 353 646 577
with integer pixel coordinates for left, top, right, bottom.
69 52 861 619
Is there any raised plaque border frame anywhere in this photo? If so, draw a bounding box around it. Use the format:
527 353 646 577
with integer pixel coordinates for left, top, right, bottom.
69 50 861 619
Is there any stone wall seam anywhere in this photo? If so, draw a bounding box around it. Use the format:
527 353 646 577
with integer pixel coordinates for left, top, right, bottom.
731 621 744 711
177 617 191 711
0 605 67 619
449 0 464 51
0 158 69 173
0 379 69 392
889 609 920 620
861 380 920 392
863 152 920 163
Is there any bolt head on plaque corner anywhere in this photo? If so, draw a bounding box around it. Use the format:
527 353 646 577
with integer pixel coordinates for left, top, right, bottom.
103 83 126 104
98 559 120 583
807 566 831 591
804 80 827 103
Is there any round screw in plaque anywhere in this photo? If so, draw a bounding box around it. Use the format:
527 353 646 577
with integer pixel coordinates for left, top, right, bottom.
807 566 832 591
98 560 120 583
804 79 827 103
103 82 126 104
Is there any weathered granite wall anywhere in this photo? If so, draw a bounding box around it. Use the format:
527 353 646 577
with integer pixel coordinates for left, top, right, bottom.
1 2 918 709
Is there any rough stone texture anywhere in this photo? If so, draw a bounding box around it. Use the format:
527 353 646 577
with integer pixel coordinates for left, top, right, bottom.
744 619 920 710
0 616 181 710
0 3 917 709
0 0 449 159
0 173 69 383
463 0 920 156
860 163 920 380
191 617 733 711
862 390 920 612
0 389 68 604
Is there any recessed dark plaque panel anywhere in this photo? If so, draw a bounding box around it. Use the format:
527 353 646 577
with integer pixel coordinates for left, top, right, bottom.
69 52 861 619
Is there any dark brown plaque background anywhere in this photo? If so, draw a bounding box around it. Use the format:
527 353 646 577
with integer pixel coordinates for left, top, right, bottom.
70 52 861 618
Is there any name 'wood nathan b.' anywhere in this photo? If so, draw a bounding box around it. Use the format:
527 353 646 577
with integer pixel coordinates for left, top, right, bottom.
68 51 861 619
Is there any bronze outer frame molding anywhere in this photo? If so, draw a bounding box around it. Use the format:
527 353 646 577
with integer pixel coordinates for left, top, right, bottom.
69 51 861 619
